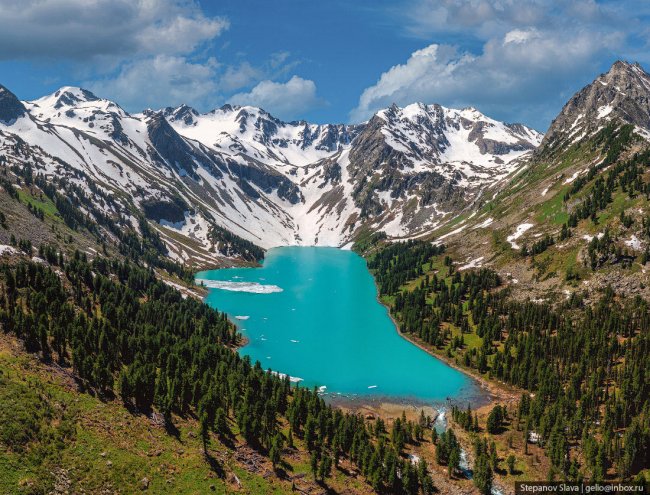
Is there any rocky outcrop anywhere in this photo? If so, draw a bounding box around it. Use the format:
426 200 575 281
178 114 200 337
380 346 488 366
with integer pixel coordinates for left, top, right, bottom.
0 85 26 123
147 112 202 179
540 61 650 151
226 160 302 204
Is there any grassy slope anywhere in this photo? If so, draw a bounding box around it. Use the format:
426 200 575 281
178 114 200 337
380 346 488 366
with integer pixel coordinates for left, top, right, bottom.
419 126 650 305
0 333 385 495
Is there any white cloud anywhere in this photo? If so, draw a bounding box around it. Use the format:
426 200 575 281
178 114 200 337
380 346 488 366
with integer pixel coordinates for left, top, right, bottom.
350 21 624 127
366 0 642 129
504 28 538 44
87 55 220 111
403 0 547 39
401 0 624 40
8 0 309 114
219 63 263 92
0 0 228 61
228 76 322 120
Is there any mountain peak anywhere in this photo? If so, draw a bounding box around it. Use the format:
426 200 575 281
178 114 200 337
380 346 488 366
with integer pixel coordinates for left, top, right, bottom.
598 60 649 87
162 104 199 125
50 86 100 108
609 59 643 74
540 60 650 150
0 84 27 123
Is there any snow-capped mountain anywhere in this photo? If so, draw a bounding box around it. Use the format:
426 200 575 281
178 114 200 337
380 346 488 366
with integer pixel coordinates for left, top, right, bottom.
162 104 363 166
342 103 542 235
0 82 542 264
163 100 541 243
541 61 650 150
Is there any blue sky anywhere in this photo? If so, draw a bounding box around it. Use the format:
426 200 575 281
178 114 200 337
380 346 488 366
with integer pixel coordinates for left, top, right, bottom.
0 0 649 130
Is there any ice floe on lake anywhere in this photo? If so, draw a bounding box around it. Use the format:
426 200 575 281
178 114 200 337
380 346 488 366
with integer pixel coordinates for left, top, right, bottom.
196 279 283 293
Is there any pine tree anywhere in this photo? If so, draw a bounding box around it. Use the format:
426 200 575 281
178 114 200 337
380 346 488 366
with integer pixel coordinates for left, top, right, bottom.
474 453 493 495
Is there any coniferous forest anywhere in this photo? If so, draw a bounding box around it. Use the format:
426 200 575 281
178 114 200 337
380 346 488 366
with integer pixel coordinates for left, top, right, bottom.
367 239 649 484
0 248 439 494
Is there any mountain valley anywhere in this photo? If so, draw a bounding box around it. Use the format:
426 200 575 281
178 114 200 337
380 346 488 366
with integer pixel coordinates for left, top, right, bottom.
0 60 649 495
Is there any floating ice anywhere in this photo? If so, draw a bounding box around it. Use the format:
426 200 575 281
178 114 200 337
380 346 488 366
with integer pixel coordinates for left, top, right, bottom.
196 279 283 294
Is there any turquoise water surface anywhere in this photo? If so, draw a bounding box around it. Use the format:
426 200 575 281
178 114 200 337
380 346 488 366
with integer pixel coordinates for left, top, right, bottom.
197 247 483 405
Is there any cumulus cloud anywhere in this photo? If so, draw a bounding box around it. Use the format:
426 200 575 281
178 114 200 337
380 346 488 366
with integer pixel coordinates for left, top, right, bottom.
4 1 312 113
87 55 221 111
0 0 233 111
0 0 228 61
228 76 322 120
84 53 311 113
352 0 629 128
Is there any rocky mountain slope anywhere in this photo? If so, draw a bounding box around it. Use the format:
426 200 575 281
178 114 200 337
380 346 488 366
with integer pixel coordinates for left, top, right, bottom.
0 83 540 267
430 60 650 302
541 61 650 150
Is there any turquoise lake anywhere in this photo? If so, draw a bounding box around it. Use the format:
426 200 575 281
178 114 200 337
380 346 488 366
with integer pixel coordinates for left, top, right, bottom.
197 247 483 405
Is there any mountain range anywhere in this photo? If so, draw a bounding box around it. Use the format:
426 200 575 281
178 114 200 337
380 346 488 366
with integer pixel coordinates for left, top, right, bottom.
0 74 545 266
2 60 650 286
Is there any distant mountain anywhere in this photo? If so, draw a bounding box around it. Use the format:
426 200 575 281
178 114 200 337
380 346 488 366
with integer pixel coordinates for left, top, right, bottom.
344 103 541 235
0 81 541 264
164 100 541 243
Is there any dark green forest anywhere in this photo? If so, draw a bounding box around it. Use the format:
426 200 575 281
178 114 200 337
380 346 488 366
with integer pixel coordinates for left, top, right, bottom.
367 239 649 483
0 248 438 494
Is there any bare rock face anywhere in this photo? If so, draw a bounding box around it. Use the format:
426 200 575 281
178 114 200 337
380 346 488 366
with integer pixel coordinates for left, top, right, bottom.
540 61 650 151
147 112 202 179
0 85 26 123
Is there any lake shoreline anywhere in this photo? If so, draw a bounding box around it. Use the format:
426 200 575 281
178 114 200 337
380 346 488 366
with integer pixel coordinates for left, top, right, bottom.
198 246 507 415
365 256 518 412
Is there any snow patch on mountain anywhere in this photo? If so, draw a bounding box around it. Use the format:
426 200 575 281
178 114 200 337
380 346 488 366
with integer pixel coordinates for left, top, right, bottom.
507 223 534 249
